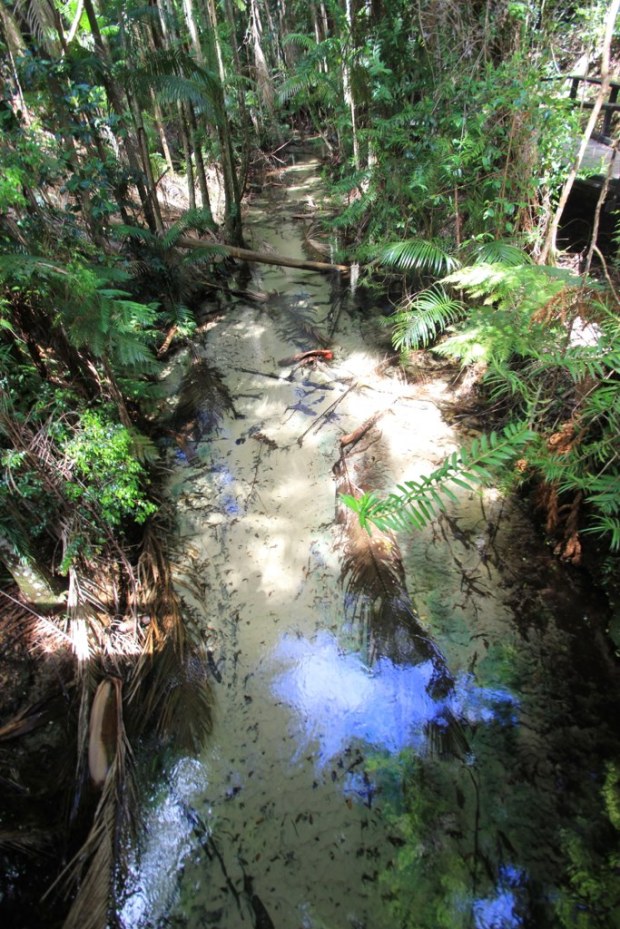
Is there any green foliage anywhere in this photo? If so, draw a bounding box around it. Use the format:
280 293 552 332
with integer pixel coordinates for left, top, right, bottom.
378 238 459 276
0 167 27 211
389 286 465 351
342 423 537 532
379 238 620 553
63 410 157 530
554 764 620 929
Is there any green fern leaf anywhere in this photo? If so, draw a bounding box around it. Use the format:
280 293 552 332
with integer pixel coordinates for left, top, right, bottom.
471 240 532 267
378 238 459 276
342 423 536 533
390 286 465 350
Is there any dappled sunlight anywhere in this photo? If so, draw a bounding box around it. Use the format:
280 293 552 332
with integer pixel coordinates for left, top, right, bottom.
120 757 208 929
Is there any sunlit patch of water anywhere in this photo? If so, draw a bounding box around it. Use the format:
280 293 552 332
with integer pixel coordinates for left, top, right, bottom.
120 758 209 928
271 630 516 767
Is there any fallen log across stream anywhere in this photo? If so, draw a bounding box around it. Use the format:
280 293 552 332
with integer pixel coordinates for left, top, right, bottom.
176 234 350 274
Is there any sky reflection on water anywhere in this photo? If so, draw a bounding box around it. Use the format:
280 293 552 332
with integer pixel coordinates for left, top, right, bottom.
272 630 516 765
474 865 525 929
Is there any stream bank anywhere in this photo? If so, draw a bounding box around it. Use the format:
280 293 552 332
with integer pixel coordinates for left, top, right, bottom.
122 150 619 929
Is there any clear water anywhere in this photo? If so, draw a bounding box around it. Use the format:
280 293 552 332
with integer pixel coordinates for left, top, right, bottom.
120 156 620 929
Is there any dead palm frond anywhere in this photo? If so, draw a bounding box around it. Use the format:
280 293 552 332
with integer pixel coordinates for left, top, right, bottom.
0 829 50 855
46 678 135 929
0 703 48 741
128 525 212 752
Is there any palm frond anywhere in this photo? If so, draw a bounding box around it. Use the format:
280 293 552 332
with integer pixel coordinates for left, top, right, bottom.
161 208 216 250
155 75 217 122
470 239 532 266
48 679 135 929
390 286 465 350
14 0 58 51
378 238 459 276
277 72 318 104
282 32 318 50
128 525 212 752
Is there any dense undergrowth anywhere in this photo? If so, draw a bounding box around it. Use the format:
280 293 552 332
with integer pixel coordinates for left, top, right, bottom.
1 0 619 927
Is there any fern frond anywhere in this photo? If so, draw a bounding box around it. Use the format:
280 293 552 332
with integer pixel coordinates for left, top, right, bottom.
343 423 537 533
276 70 332 104
161 208 216 249
378 238 459 276
583 516 620 551
390 286 465 350
282 32 318 50
470 240 532 267
155 75 216 121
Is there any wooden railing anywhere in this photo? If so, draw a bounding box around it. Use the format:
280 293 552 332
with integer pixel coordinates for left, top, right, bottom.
565 75 620 138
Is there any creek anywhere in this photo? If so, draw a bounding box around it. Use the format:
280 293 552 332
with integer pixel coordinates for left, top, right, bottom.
120 151 619 929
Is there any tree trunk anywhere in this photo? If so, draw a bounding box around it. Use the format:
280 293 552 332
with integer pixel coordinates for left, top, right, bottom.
152 90 175 173
177 234 349 272
188 102 214 221
539 0 620 263
203 0 244 245
82 0 161 234
180 103 197 211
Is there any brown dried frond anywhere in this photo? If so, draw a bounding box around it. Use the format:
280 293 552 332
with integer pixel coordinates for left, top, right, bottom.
0 829 50 855
47 678 135 929
0 703 48 740
535 481 560 535
126 521 212 750
547 420 578 456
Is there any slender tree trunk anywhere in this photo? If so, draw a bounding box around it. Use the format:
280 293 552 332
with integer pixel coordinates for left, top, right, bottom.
82 0 160 233
202 0 244 244
223 0 253 181
127 88 165 233
539 0 620 263
250 0 277 120
188 102 214 220
180 103 197 210
152 90 175 172
343 0 361 171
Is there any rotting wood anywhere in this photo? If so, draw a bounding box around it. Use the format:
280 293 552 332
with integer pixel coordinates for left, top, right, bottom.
157 324 178 356
278 348 334 366
177 234 349 274
340 410 388 450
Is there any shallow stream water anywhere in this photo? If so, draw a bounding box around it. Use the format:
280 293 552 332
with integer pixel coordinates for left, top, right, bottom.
120 154 619 929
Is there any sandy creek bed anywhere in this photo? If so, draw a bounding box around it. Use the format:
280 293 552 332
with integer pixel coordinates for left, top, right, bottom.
119 155 619 929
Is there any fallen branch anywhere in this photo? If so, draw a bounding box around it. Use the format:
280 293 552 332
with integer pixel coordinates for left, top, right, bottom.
177 234 349 274
157 324 178 356
278 349 334 366
340 411 387 450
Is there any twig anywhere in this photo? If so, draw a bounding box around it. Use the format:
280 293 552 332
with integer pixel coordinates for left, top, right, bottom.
231 365 287 381
591 244 620 305
157 324 178 357
584 141 617 275
297 382 360 445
